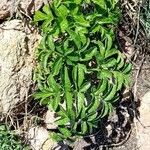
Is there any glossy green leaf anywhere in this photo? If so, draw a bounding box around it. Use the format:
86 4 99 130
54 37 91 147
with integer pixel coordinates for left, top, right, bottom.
43 5 53 15
33 91 53 99
58 127 72 138
52 57 63 76
102 58 117 68
47 35 55 51
79 33 86 45
56 45 64 55
87 99 100 114
96 41 106 59
64 67 71 91
34 5 53 27
53 0 61 8
100 102 110 118
98 17 114 25
123 63 132 74
64 67 74 119
57 5 69 17
74 0 82 4
105 48 118 58
80 107 86 119
111 93 120 103
74 15 90 27
55 117 70 125
81 47 97 61
79 38 90 53
47 75 59 92
95 79 107 95
81 122 88 134
43 53 50 70
51 94 61 111
113 71 124 91
103 84 117 102
57 106 68 118
66 29 81 49
88 113 97 121
80 82 91 93
72 65 78 88
99 69 112 79
60 18 68 32
78 64 85 88
51 132 63 142
92 0 106 9
77 92 85 113
34 11 49 22
65 92 73 111
106 34 113 50
67 55 79 62
124 74 131 87
117 54 125 70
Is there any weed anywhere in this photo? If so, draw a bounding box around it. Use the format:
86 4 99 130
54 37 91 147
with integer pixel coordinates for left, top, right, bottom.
0 125 29 150
33 0 132 141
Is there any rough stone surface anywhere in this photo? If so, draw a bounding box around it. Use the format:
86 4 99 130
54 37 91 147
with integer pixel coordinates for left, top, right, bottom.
137 91 150 150
42 138 58 150
0 19 40 113
19 0 44 16
141 91 150 105
0 0 51 20
27 126 57 150
0 0 11 20
44 110 58 129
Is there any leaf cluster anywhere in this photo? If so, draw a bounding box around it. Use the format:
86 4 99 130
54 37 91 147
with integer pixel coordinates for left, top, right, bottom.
33 0 132 141
0 125 29 150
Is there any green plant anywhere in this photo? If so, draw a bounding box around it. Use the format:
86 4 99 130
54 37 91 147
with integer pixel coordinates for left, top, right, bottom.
33 0 132 141
0 125 29 150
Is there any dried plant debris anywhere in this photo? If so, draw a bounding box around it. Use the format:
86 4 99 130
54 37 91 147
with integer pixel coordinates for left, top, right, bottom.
140 0 150 40
118 0 149 61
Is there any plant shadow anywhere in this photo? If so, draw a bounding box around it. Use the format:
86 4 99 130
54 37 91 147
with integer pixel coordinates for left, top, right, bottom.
82 91 140 150
55 90 140 150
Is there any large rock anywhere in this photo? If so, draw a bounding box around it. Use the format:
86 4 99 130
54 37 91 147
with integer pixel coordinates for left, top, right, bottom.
0 0 51 20
0 19 41 113
0 0 10 20
137 91 150 150
27 126 58 150
44 110 58 130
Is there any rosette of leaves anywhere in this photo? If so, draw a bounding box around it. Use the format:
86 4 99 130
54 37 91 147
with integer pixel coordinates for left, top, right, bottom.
33 0 132 141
